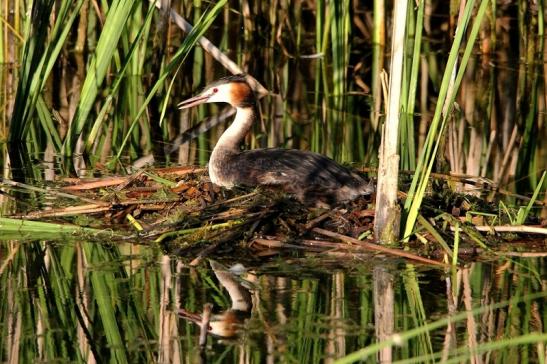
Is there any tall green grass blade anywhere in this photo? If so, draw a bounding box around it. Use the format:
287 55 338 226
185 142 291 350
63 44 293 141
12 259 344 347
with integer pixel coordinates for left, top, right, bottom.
0 217 103 235
113 0 228 166
192 0 208 166
402 0 424 170
515 0 543 191
311 0 325 153
370 0 385 131
516 170 546 225
402 0 489 241
452 222 460 266
63 0 138 156
325 0 350 160
9 0 85 143
35 96 62 151
40 0 87 91
84 3 156 152
8 0 55 143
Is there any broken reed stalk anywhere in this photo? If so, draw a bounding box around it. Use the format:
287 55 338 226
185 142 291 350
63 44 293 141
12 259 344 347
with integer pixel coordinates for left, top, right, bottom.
373 0 406 243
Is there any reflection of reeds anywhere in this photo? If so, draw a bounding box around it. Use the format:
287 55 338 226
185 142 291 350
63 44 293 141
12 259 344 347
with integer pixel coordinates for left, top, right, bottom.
2 237 545 362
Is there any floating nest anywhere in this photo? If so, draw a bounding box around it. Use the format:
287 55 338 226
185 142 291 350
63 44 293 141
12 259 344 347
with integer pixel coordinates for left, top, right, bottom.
2 166 546 267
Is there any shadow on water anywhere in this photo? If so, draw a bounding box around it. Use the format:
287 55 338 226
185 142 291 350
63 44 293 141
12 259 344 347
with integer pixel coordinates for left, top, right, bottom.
0 238 545 363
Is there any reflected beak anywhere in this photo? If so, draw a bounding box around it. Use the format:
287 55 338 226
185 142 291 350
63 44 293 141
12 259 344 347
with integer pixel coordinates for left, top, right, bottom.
178 91 212 109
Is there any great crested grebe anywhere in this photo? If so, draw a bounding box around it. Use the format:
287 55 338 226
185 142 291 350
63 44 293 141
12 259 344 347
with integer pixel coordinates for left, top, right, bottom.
178 74 374 206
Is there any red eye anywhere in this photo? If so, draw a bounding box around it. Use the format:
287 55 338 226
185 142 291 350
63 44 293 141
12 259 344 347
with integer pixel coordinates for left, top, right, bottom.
213 88 218 93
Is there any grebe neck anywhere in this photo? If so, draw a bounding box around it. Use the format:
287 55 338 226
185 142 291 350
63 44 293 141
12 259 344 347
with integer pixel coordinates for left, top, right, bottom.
214 105 258 151
209 105 258 187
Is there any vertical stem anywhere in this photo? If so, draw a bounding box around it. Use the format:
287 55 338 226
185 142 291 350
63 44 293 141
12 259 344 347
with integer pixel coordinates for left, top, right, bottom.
373 266 394 363
452 223 460 266
371 0 385 131
374 0 407 243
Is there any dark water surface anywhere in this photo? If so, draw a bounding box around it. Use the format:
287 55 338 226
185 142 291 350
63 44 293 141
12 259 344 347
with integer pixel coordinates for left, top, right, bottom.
1 238 545 363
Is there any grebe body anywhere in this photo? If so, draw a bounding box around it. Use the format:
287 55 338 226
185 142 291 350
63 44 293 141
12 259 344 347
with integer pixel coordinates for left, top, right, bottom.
179 74 374 206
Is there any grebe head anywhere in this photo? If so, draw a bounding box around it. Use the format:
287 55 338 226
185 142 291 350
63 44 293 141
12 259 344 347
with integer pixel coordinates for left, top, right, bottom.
178 74 255 109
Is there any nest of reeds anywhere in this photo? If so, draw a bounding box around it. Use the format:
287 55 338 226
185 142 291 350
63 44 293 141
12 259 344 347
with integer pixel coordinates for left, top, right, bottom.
3 166 546 267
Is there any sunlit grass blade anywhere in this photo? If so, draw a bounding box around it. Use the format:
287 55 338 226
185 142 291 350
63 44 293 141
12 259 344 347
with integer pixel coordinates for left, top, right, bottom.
400 0 424 170
84 3 156 153
0 217 119 239
402 0 490 241
8 0 85 143
113 0 228 165
8 0 55 143
515 170 546 225
63 0 138 156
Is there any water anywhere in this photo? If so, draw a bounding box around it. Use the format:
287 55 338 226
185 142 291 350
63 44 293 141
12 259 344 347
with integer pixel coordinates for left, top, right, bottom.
1 239 544 363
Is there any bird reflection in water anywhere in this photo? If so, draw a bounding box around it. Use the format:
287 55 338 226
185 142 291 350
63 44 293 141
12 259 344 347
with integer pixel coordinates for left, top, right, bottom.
178 260 253 341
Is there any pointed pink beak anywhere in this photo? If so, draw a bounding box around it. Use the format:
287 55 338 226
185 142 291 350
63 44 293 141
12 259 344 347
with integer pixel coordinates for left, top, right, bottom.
178 91 212 109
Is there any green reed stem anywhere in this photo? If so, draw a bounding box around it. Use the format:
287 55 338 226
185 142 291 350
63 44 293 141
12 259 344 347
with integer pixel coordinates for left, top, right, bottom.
402 0 489 241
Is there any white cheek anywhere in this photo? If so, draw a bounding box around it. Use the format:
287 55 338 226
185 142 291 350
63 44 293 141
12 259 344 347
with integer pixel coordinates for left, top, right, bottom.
208 93 223 103
207 87 232 104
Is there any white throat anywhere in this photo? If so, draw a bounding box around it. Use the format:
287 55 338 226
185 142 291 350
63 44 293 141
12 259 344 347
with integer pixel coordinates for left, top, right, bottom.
208 106 257 187
214 106 255 151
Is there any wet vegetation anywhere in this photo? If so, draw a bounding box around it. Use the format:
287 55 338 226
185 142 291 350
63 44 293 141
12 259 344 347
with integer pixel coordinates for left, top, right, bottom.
0 0 546 362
